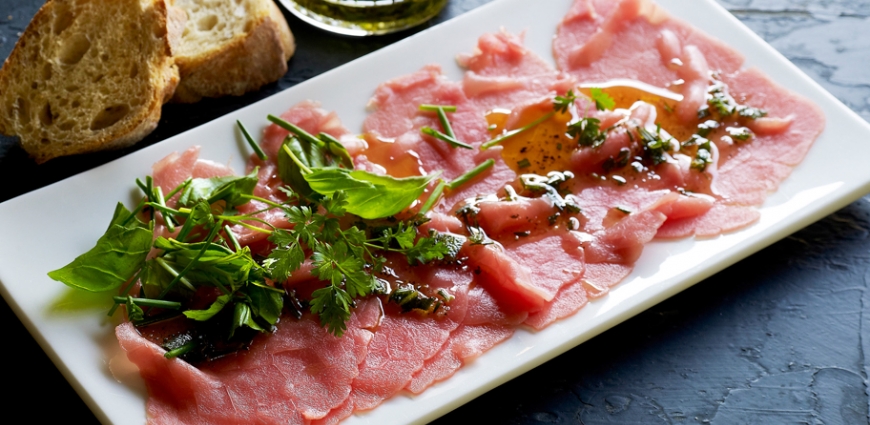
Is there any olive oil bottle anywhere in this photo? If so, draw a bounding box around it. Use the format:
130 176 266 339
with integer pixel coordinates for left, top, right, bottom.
282 0 449 36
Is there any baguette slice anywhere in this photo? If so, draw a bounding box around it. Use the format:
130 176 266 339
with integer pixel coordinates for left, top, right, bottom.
0 0 182 163
170 0 295 103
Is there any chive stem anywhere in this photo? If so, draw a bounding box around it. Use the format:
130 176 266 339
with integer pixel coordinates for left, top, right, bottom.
481 112 554 149
224 225 242 251
419 104 457 112
419 180 447 215
135 178 149 196
155 257 196 292
421 127 473 149
238 194 287 210
120 200 146 227
448 159 495 190
156 186 176 233
112 296 182 310
282 144 313 175
237 120 268 161
436 107 456 139
164 178 191 200
107 269 145 317
267 115 325 148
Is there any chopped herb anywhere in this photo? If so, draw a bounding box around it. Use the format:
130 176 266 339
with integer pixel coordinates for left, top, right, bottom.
567 117 606 148
553 90 577 114
708 92 734 116
590 87 616 111
603 147 631 172
737 106 768 119
696 120 720 137
727 126 753 141
517 158 531 169
636 126 671 165
687 135 714 171
520 171 582 213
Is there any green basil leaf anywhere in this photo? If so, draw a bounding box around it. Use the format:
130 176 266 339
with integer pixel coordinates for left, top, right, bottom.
184 294 232 321
231 302 263 338
247 284 283 326
319 132 355 169
176 168 259 208
48 203 153 292
304 168 439 219
278 136 326 200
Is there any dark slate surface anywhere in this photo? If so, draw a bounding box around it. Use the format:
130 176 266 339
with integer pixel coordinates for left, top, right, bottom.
1 0 869 423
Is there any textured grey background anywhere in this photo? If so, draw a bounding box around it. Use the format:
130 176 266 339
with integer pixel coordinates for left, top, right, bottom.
1 0 869 423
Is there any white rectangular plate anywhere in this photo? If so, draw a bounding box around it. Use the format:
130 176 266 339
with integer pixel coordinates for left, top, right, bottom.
2 0 869 424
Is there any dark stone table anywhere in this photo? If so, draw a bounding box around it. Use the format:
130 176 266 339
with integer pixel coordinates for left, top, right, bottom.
2 0 868 423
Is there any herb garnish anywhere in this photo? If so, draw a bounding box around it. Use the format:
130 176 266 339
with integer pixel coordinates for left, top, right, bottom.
589 88 615 111
682 134 714 171
553 90 578 114
567 117 606 148
50 112 461 345
419 105 472 149
636 125 673 165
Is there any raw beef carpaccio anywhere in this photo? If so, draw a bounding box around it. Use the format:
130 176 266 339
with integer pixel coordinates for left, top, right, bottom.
116 0 826 424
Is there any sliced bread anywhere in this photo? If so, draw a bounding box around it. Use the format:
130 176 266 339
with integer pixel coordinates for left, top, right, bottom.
170 0 295 103
0 0 183 163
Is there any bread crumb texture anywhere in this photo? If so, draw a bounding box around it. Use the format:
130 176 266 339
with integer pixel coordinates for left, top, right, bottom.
0 0 179 163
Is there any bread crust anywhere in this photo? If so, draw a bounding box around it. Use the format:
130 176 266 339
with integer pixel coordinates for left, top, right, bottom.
0 0 182 163
171 0 295 103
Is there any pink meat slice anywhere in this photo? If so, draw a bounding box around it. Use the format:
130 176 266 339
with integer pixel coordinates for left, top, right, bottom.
464 284 529 326
116 322 306 425
554 0 743 86
464 233 585 314
524 279 589 330
711 68 826 206
117 298 382 425
459 31 575 111
324 264 470 420
404 323 514 394
655 203 760 239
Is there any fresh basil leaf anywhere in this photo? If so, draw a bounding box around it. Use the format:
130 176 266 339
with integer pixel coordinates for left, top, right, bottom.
304 168 439 219
319 132 354 169
247 284 283 326
48 203 153 292
176 168 259 208
184 294 232 321
231 302 263 338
